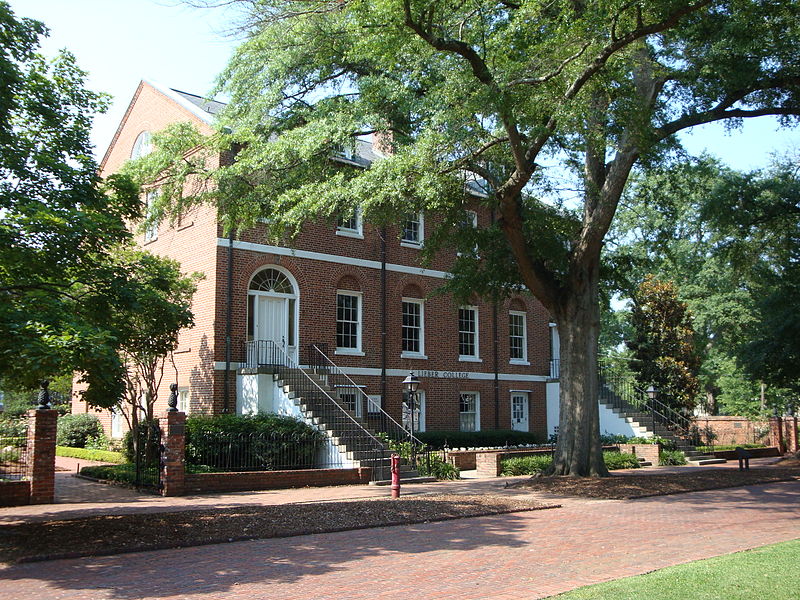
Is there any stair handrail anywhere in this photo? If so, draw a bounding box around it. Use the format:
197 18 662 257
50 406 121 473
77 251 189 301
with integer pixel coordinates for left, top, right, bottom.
598 362 696 444
308 344 425 448
245 340 387 450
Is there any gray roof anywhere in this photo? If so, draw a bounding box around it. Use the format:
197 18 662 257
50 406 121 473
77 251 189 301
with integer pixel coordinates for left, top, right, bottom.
170 88 227 117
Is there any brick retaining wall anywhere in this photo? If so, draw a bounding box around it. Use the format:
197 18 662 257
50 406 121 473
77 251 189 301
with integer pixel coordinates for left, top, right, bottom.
184 468 372 493
0 481 30 507
618 443 660 465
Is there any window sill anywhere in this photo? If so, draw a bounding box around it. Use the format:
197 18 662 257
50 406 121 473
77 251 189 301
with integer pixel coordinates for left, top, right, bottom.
401 352 428 360
177 221 194 231
510 359 530 366
459 356 483 363
335 349 365 356
400 241 422 249
336 229 364 239
174 348 192 355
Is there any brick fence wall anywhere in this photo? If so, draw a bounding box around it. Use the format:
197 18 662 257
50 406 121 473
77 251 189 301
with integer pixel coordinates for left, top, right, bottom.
0 409 57 507
692 416 771 446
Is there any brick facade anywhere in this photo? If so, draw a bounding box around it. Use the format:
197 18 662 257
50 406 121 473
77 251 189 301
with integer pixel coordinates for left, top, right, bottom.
72 81 556 440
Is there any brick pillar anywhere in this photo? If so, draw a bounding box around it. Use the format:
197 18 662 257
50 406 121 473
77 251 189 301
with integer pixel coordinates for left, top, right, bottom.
475 452 502 477
769 417 786 454
783 416 798 454
27 409 57 504
159 411 186 497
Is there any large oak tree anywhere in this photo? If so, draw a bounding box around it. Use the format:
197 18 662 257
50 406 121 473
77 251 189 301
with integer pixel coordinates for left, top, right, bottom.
147 0 800 475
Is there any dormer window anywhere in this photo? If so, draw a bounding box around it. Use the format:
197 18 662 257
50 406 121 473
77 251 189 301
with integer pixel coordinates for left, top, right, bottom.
131 131 153 159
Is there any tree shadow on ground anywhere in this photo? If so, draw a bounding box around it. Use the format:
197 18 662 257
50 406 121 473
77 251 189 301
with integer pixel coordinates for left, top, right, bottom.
0 507 540 599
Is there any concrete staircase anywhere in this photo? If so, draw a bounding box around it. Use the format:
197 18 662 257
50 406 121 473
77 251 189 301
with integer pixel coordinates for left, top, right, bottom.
275 368 435 481
598 375 726 466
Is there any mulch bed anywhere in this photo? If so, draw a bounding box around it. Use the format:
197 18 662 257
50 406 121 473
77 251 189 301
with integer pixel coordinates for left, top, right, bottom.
0 495 557 564
510 465 800 499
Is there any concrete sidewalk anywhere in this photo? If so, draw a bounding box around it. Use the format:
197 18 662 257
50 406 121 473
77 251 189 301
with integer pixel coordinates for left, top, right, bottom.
1 474 797 599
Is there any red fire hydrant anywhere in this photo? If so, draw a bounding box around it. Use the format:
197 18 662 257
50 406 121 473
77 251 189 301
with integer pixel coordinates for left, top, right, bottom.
390 453 401 499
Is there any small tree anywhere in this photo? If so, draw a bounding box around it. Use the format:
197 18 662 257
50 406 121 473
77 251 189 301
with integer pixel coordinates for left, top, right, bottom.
111 250 199 435
628 276 700 411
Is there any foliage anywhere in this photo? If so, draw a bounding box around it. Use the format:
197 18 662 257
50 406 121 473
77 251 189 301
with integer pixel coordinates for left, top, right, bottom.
121 420 161 465
416 430 544 450
0 416 27 438
500 455 554 476
695 443 766 452
418 455 460 480
0 2 147 404
137 0 800 476
602 451 641 470
658 450 688 466
56 446 124 464
500 451 640 475
184 414 323 471
79 464 142 485
628 276 700 410
608 157 800 417
56 414 104 449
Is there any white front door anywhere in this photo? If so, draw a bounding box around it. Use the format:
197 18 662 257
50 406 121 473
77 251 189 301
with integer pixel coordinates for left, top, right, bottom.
257 296 287 347
511 393 529 432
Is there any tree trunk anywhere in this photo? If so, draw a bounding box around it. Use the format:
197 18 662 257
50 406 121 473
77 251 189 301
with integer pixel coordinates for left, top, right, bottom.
550 263 609 477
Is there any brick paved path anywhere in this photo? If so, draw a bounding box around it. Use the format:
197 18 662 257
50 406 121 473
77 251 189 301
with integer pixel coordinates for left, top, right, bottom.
1 478 798 599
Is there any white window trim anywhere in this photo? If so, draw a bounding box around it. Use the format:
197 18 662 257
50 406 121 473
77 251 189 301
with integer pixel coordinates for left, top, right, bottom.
457 210 478 256
400 211 425 248
509 310 529 365
177 387 190 414
459 391 481 432
367 394 382 414
336 206 364 239
511 391 529 431
458 305 482 362
401 297 427 359
143 190 159 243
335 290 364 355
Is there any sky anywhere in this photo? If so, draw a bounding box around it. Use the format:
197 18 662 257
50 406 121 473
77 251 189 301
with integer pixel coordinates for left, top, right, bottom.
8 0 800 170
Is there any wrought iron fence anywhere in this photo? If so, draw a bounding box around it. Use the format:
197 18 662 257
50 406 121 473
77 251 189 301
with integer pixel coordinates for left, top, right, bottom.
186 430 358 472
131 421 162 490
0 436 30 481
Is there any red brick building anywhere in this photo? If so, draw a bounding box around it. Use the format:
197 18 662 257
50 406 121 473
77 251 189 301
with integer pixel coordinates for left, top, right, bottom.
73 80 556 440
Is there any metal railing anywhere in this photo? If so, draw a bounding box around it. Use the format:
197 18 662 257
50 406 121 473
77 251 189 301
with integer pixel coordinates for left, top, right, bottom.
598 362 696 446
186 431 343 472
243 339 391 479
0 436 30 481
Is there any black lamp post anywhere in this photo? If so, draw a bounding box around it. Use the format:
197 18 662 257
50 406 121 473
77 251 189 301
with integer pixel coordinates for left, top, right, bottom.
402 372 421 465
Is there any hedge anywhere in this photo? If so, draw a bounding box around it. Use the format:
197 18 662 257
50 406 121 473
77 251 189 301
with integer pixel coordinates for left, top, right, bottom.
500 451 641 475
416 430 545 450
56 446 125 464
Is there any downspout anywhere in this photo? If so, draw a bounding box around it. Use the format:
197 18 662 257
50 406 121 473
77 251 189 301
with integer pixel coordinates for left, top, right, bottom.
380 227 387 407
224 231 233 413
491 209 500 430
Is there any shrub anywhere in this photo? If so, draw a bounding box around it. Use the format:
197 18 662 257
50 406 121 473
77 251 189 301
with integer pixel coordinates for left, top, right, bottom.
0 416 27 438
56 446 125 464
80 464 138 485
185 414 323 471
416 430 544 450
85 433 111 450
659 450 687 466
56 414 104 448
122 420 162 466
500 455 553 476
418 455 460 480
603 451 640 470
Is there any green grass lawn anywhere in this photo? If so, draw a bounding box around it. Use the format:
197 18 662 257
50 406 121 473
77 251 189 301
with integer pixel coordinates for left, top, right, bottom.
549 539 800 600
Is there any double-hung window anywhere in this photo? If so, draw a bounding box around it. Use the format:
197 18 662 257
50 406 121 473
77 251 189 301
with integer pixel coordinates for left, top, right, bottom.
401 298 425 357
459 392 480 432
336 292 362 354
509 311 528 364
458 306 480 361
144 190 159 243
336 206 363 238
401 212 424 247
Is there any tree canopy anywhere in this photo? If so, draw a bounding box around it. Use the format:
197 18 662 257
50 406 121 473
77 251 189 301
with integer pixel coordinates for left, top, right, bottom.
0 2 196 409
144 0 800 474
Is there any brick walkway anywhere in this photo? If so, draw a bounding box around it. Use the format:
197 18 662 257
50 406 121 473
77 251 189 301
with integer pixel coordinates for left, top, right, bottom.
1 461 798 599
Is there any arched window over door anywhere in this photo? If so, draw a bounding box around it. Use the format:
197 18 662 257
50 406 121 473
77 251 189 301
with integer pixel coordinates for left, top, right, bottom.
247 267 299 360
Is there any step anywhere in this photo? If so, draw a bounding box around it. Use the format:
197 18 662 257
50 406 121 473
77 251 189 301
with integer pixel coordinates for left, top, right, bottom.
637 460 653 467
687 457 728 466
